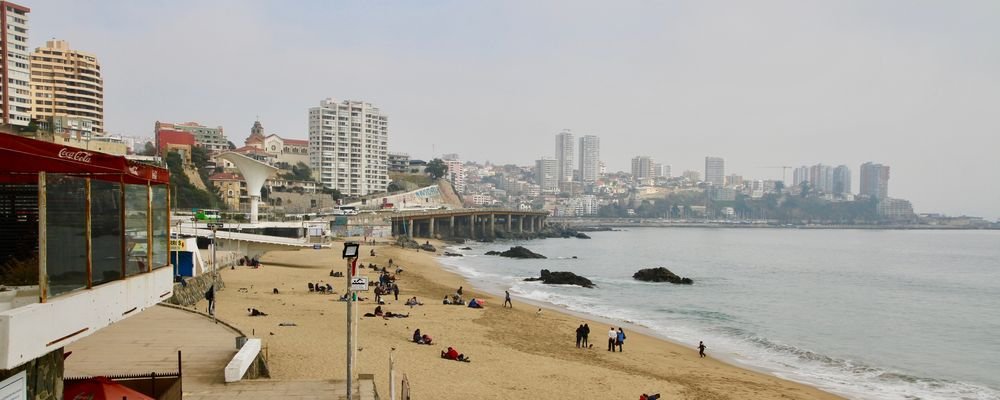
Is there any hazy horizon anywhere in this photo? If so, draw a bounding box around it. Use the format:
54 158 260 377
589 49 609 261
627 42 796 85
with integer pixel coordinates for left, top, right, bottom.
27 0 1000 219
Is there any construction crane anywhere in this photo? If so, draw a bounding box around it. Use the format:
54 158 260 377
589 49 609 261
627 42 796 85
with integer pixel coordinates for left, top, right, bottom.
761 166 792 183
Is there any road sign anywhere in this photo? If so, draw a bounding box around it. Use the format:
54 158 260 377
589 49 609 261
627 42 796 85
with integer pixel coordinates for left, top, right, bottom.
350 277 369 291
207 223 224 230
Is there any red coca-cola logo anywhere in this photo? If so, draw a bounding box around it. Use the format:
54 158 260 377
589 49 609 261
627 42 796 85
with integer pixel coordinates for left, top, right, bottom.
57 148 94 163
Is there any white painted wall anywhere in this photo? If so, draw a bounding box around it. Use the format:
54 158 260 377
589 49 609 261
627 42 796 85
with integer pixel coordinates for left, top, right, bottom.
0 267 173 370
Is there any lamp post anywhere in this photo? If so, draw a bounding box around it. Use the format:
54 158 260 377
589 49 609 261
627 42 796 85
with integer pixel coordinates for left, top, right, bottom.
342 242 360 399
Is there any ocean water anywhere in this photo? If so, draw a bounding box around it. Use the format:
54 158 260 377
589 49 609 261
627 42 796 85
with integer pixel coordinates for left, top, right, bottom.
437 228 1000 400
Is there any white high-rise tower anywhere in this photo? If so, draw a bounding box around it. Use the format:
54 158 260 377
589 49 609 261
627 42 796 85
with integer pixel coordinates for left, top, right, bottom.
555 130 575 184
578 135 600 183
308 98 389 197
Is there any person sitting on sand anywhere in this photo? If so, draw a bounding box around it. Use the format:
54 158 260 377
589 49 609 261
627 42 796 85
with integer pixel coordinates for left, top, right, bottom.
247 308 267 317
413 329 421 343
374 305 384 317
443 295 451 305
405 297 423 307
308 282 315 292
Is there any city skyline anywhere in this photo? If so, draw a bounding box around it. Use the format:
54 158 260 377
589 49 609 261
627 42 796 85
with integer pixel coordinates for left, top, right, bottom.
24 0 1000 218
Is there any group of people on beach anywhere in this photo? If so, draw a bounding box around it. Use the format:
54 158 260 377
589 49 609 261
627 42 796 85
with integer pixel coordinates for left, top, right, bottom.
608 327 627 352
575 323 591 348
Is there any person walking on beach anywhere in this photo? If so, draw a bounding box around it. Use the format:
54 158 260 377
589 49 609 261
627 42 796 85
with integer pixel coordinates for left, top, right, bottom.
205 285 215 316
582 323 590 347
608 327 617 351
457 286 463 297
698 341 707 358
504 290 512 308
616 328 626 352
393 284 400 301
575 325 584 348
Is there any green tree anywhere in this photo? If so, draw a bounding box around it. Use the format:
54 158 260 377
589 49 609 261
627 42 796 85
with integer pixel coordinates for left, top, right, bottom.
425 158 448 179
165 152 220 209
139 142 157 156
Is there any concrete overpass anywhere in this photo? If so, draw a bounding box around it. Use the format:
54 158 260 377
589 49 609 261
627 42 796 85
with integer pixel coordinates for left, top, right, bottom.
389 209 549 239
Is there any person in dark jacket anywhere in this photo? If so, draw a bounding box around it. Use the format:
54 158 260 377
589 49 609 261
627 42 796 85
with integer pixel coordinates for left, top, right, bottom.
575 324 584 348
582 324 590 347
205 285 215 316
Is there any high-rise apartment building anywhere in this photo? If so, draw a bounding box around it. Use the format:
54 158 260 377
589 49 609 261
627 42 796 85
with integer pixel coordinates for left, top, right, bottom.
832 165 851 196
631 156 654 185
809 164 834 193
792 166 809 187
578 135 600 183
308 98 389 197
388 152 410 173
535 157 558 193
442 154 465 193
859 162 890 199
1 1 30 128
705 156 725 186
555 130 574 184
30 40 104 135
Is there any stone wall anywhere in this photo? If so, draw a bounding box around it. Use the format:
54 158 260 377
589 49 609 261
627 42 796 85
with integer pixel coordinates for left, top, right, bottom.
0 348 64 400
166 272 225 307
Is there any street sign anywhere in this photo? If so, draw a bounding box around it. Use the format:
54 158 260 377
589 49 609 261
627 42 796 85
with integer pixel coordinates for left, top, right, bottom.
207 223 224 230
350 277 369 291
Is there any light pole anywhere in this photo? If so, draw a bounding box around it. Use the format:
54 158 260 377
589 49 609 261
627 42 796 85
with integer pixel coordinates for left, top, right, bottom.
342 242 360 399
211 223 218 324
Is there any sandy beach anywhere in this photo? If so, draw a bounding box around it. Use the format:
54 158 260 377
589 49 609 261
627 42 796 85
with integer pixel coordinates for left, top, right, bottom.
201 239 844 400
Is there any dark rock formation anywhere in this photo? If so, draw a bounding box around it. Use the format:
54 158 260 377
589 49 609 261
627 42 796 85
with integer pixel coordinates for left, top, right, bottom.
632 267 693 284
460 247 473 250
420 243 437 252
524 269 595 288
499 246 546 259
574 232 591 239
485 251 501 256
443 252 463 257
396 237 420 249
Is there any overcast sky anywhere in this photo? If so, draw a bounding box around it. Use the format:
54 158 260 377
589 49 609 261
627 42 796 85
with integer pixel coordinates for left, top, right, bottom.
28 1 1000 219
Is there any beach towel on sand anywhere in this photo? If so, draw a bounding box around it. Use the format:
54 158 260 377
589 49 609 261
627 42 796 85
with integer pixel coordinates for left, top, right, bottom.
467 299 483 308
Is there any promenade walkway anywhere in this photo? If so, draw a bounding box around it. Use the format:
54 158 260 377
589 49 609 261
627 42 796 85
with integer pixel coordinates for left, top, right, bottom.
63 305 368 399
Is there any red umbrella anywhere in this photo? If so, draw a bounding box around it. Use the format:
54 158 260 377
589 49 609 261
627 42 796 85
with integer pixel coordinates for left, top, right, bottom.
64 376 154 400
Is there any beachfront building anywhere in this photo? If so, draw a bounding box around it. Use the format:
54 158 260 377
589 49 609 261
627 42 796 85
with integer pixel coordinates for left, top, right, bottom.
705 156 725 186
30 40 104 135
555 130 574 184
442 154 465 194
0 133 173 398
0 2 31 129
578 135 599 183
308 98 389 197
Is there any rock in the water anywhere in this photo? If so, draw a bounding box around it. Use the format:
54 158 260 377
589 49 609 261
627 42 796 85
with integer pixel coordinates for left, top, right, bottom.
499 246 546 259
460 247 473 250
575 233 591 239
524 269 594 288
443 252 463 257
420 243 437 252
632 267 693 284
485 251 502 256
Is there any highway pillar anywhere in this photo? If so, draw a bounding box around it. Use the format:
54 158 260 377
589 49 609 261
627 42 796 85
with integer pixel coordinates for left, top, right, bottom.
489 214 495 237
429 217 435 238
408 219 414 239
518 215 524 233
507 214 512 233
449 216 455 237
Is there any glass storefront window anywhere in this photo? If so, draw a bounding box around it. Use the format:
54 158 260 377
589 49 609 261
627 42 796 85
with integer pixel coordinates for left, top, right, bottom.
125 184 149 276
151 186 168 269
45 174 87 297
91 180 123 284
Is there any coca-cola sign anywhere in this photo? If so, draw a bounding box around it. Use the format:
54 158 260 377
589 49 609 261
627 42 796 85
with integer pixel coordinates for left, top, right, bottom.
57 148 94 163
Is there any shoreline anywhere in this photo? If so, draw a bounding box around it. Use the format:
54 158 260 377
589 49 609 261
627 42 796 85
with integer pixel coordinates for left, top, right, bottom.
206 238 846 399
